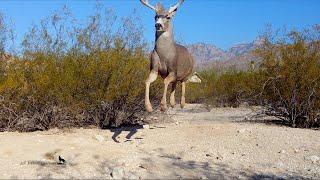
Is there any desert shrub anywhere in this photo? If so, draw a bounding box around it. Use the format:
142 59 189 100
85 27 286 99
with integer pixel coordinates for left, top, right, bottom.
187 70 217 103
187 69 259 107
0 13 6 54
0 49 153 132
255 26 320 128
189 26 320 128
0 5 163 132
214 70 258 107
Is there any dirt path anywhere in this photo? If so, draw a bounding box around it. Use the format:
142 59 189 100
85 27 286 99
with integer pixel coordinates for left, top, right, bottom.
0 104 319 179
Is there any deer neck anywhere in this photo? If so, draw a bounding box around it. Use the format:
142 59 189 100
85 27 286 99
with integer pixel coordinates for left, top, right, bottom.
155 23 175 56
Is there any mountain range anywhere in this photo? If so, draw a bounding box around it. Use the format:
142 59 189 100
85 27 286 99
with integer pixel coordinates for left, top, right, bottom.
187 38 264 70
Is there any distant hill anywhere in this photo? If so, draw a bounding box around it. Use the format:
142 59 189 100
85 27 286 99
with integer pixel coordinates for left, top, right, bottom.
187 38 264 70
187 43 227 64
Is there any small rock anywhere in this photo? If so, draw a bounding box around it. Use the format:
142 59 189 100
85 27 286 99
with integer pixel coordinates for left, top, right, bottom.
237 129 246 133
175 122 179 125
139 164 148 170
58 155 66 164
240 102 249 107
143 124 150 129
95 135 105 142
152 117 158 120
275 161 285 168
111 167 125 179
200 176 207 179
216 152 224 160
279 150 286 154
104 167 112 177
305 155 320 164
126 172 139 179
294 149 299 153
205 154 211 157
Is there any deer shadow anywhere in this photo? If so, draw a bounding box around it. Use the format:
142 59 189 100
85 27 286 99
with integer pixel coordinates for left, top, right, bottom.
109 125 143 143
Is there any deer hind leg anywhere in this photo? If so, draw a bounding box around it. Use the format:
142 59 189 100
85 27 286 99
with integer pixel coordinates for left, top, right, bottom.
145 70 158 112
181 81 186 109
161 72 176 111
170 82 177 108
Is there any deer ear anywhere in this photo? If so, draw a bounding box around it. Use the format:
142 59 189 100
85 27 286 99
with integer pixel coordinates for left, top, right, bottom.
166 8 178 18
166 0 184 18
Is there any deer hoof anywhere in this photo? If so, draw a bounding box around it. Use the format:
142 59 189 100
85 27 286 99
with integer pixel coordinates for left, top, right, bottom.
160 104 167 111
145 103 153 113
180 103 185 109
170 100 176 108
181 98 185 109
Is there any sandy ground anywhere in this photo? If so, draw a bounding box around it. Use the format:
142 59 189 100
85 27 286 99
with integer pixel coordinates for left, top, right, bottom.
0 104 320 179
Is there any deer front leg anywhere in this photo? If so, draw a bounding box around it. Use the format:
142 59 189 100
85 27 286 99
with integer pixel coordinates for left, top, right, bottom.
145 70 158 112
181 81 186 109
170 82 177 108
161 73 176 111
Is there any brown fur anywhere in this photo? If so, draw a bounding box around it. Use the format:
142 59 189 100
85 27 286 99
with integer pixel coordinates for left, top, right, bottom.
141 0 194 112
156 3 165 14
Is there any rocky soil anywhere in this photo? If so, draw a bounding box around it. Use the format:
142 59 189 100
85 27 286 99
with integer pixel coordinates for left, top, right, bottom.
0 104 319 179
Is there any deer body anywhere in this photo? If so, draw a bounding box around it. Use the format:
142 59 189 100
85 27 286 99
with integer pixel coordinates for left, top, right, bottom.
141 0 195 112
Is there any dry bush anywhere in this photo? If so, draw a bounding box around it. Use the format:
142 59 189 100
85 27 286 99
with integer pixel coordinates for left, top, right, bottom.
255 26 320 128
187 70 217 104
187 69 258 107
0 5 163 132
189 26 320 128
0 49 153 132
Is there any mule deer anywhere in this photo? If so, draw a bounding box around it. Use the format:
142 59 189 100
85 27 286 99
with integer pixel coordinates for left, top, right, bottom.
140 0 195 112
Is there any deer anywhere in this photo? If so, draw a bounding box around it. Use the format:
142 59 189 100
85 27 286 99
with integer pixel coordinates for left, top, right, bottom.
140 0 195 112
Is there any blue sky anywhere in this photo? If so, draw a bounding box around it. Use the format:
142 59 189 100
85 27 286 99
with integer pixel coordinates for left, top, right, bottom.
0 0 319 50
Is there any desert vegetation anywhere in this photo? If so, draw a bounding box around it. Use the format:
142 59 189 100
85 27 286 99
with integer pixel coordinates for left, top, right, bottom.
0 6 162 132
0 5 319 131
188 26 320 128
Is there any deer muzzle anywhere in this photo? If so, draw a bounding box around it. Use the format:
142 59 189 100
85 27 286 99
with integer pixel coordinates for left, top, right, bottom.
155 23 163 31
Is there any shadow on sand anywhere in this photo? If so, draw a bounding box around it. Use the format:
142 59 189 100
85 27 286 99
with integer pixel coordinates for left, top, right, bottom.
109 125 143 143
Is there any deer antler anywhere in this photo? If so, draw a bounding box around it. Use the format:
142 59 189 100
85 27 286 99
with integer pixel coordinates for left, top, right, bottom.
168 0 185 14
140 0 157 11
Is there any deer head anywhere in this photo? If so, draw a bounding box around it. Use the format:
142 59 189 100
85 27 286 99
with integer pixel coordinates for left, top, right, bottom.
140 0 185 32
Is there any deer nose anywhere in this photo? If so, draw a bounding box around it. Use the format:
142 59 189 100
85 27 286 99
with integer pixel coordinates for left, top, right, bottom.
155 23 162 29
